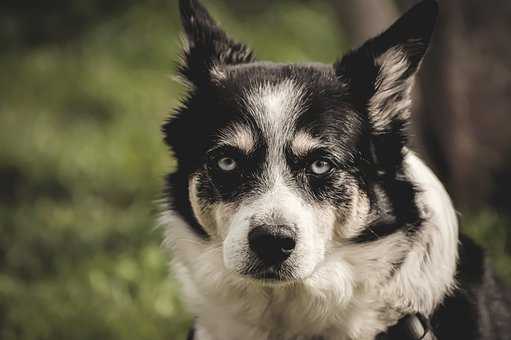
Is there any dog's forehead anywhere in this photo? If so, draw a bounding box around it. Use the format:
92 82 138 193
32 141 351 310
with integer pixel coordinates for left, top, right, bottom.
243 78 305 132
217 62 340 98
213 62 353 145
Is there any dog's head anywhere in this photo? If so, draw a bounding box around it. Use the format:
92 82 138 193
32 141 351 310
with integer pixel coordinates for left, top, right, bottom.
163 0 438 284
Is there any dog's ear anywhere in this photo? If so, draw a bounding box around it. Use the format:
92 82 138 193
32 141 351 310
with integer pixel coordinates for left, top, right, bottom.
178 0 255 85
335 0 438 137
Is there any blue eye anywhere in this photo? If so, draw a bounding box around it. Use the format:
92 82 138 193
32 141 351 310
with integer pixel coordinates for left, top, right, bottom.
218 157 237 171
310 159 332 175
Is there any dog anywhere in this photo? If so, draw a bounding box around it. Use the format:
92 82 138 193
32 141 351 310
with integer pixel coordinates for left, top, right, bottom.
160 0 511 339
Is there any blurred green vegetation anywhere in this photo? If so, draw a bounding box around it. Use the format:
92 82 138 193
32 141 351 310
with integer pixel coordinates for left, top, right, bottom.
0 1 344 339
0 1 509 339
463 211 511 282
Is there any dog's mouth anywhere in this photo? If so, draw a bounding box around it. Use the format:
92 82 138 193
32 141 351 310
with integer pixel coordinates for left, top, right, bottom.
241 264 297 284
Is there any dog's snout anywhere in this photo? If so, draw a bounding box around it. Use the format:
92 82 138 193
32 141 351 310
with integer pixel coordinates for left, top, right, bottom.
248 225 296 266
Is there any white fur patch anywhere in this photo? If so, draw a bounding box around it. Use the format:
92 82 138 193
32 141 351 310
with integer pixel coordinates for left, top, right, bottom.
383 150 459 314
222 174 333 282
244 80 305 124
243 80 306 159
243 80 308 193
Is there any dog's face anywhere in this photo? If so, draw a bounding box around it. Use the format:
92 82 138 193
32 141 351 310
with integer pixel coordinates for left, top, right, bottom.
164 0 438 284
184 65 364 282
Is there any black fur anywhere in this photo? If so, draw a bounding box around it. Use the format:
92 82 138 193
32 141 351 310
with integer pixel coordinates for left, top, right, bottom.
178 0 254 86
430 234 511 340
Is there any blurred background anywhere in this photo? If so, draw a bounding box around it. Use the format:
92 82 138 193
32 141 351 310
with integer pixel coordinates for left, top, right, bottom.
1 0 510 339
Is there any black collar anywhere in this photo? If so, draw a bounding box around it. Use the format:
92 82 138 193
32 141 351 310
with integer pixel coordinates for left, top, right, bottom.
376 313 434 340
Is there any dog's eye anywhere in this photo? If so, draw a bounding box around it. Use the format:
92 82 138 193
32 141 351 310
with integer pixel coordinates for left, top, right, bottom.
310 159 332 175
217 157 237 172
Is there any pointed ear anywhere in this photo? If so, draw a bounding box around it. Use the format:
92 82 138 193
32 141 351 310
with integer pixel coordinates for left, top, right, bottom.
178 0 255 85
335 0 438 134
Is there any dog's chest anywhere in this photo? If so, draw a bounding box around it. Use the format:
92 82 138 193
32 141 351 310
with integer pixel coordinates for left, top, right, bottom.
195 288 388 340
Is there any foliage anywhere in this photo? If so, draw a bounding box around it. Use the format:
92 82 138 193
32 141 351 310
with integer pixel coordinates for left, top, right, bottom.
0 1 343 339
463 210 511 284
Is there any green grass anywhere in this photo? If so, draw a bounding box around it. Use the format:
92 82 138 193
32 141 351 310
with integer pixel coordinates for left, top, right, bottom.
0 5 186 338
0 1 344 339
462 210 511 284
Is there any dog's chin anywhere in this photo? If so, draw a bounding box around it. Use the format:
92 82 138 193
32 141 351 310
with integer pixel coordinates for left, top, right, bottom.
235 265 311 287
245 271 296 286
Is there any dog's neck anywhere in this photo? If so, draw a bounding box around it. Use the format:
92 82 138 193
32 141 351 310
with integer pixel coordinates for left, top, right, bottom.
162 152 458 340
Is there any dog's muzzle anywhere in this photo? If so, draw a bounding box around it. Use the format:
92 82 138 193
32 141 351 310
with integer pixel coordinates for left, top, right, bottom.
248 224 296 270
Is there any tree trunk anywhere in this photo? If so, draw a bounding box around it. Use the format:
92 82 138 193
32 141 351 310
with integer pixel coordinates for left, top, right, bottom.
331 0 398 47
399 0 511 214
335 0 511 217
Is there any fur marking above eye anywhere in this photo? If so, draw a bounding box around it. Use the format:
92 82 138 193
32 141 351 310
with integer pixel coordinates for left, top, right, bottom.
217 124 256 154
291 131 322 157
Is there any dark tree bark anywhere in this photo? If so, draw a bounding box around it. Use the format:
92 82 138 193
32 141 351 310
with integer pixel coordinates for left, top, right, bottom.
398 0 511 215
334 0 511 217
331 0 398 46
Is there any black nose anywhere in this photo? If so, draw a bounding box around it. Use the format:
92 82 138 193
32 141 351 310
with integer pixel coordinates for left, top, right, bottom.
248 225 296 267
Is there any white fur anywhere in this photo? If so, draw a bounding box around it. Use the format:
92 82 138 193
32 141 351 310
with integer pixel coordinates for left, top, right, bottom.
383 150 459 314
222 173 333 281
160 150 459 340
244 80 305 126
244 80 306 168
